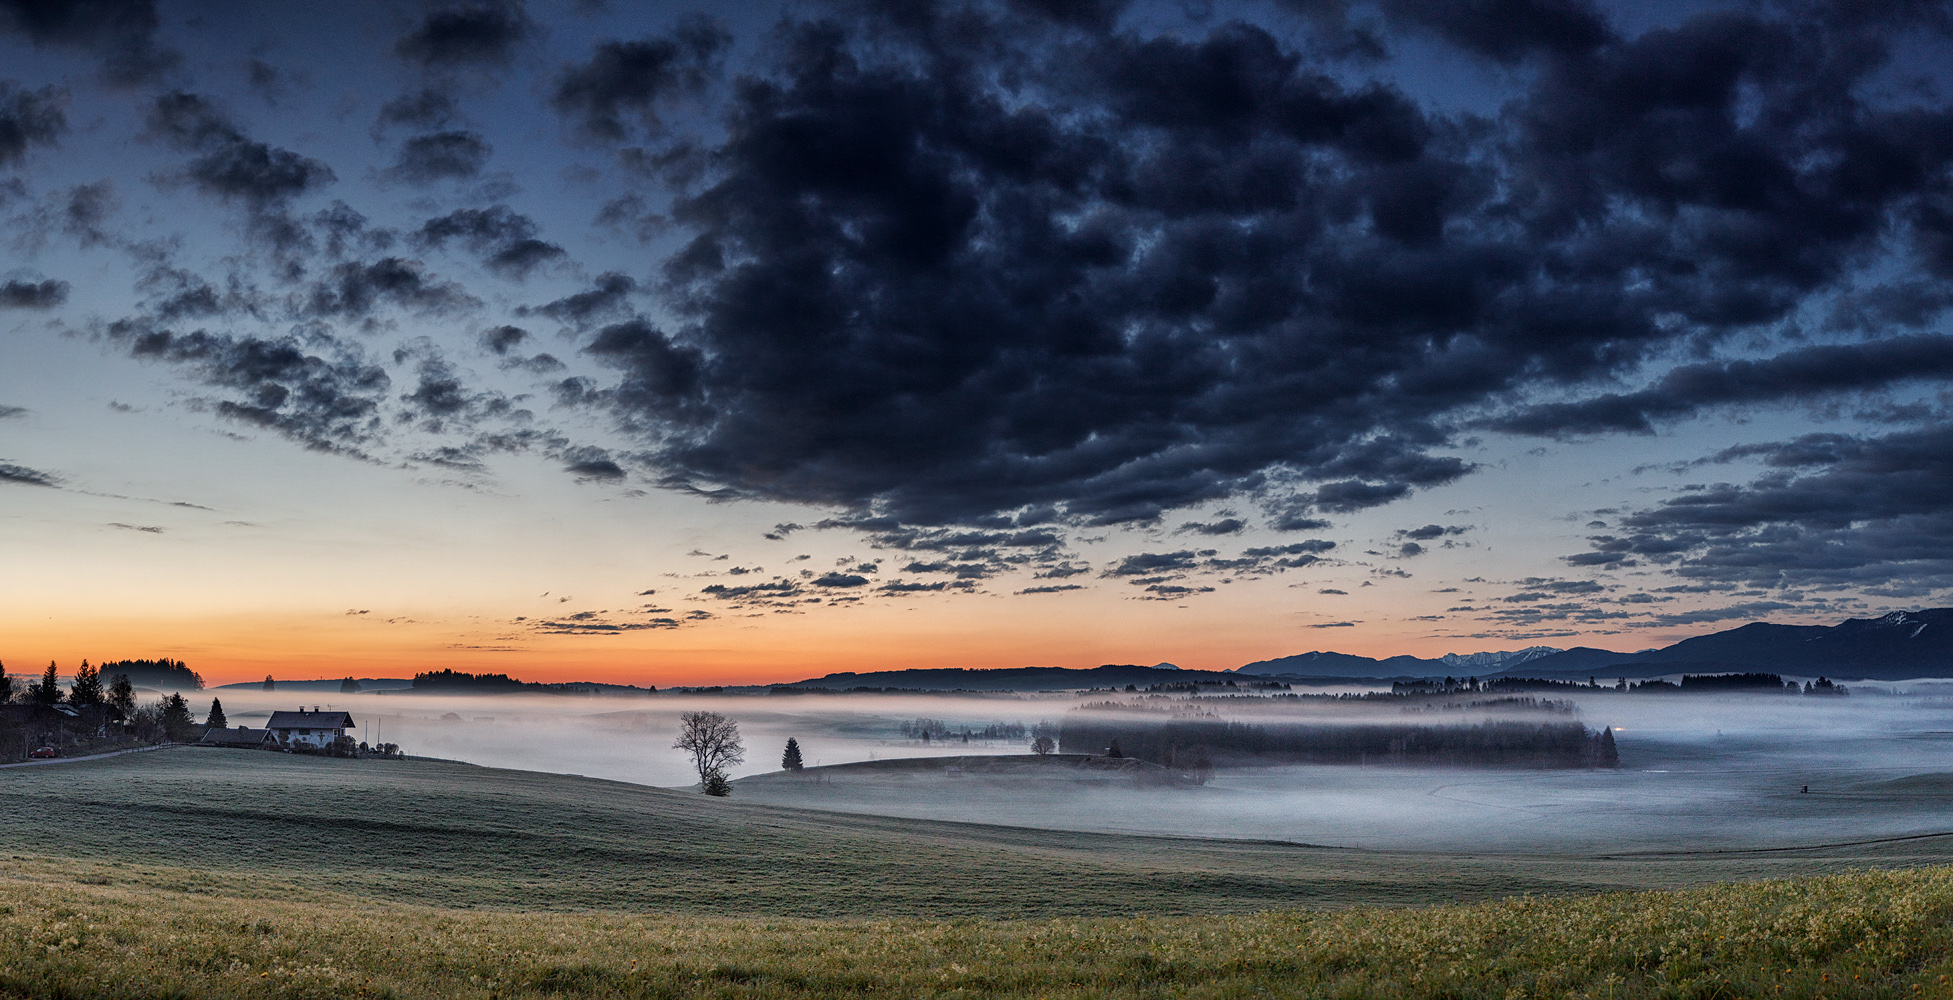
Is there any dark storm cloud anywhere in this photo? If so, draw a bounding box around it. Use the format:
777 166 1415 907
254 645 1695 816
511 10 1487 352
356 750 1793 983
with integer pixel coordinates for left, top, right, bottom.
411 206 566 279
1572 425 1953 593
145 92 335 255
480 324 527 354
10 0 1953 614
0 0 175 84
395 0 535 68
1491 336 1953 437
551 16 730 140
375 89 459 131
547 0 1953 535
560 442 626 480
60 180 117 247
108 320 390 453
528 272 636 327
0 278 67 308
0 82 65 165
305 258 478 318
147 93 336 206
387 131 492 184
1380 0 1611 64
0 461 57 486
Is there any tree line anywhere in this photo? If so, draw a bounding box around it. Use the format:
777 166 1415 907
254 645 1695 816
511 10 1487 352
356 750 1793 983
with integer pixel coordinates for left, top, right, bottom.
1058 711 1620 769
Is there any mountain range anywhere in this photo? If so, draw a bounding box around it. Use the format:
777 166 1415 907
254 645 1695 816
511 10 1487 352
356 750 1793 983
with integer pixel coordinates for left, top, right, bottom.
1237 610 1953 683
778 609 1953 690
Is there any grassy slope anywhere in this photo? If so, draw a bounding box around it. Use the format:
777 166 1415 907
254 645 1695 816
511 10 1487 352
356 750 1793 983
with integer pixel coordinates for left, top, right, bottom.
2 858 1953 998
4 749 1953 917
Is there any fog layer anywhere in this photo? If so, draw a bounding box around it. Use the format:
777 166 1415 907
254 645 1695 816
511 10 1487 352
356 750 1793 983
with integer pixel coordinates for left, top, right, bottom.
192 684 1953 853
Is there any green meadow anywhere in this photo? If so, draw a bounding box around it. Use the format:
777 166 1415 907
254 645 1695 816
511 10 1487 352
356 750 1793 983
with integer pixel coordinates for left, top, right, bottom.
4 749 1953 997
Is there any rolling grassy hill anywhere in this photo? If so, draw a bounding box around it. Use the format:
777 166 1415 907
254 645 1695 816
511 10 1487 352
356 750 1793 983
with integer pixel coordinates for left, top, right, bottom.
6 750 1953 997
5 748 1953 917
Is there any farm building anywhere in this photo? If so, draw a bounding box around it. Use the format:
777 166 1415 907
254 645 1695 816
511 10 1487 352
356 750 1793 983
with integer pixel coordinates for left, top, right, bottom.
198 727 278 749
265 709 355 749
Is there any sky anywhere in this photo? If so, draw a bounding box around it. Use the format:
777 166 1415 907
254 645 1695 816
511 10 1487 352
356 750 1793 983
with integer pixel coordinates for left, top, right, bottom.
4 0 1953 686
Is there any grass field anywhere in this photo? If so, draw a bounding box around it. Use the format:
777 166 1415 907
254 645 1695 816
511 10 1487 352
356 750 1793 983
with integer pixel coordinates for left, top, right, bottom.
8 749 1953 915
4 856 1953 997
8 749 1953 997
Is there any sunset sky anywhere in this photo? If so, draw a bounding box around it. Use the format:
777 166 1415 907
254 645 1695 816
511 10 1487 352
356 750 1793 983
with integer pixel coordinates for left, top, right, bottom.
4 0 1953 686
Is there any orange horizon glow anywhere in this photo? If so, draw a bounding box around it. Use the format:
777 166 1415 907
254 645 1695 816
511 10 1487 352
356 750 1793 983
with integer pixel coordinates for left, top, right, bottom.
3 607 1669 689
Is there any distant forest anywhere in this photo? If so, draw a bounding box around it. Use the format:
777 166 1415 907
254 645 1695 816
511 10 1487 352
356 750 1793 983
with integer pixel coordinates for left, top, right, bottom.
410 670 656 695
1059 711 1618 769
98 659 202 690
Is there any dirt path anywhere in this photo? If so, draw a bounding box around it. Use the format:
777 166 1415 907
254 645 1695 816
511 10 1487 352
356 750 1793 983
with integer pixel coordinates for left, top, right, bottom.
0 744 178 770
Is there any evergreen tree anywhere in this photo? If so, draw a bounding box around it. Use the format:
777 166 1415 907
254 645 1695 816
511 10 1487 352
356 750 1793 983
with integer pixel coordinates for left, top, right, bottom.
1107 739 1124 759
782 737 804 771
263 675 275 691
69 660 103 707
159 694 195 741
1598 726 1619 768
206 698 227 729
28 662 61 706
340 676 358 693
0 662 12 704
107 674 136 718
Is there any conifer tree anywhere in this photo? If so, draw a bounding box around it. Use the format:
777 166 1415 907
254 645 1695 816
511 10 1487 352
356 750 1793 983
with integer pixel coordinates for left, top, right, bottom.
0 662 12 704
159 694 194 741
107 675 135 718
263 675 275 691
29 662 61 706
69 660 102 707
782 737 804 772
340 676 357 693
1598 726 1619 768
206 698 227 729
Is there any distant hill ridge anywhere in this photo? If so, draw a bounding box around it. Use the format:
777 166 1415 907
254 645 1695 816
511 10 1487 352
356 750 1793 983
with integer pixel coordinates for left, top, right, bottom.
1241 609 1953 683
778 663 1240 691
776 609 1953 690
1230 646 1566 679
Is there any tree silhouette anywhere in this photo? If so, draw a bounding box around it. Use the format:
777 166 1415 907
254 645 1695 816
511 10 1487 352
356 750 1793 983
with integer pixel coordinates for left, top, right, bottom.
1598 726 1619 768
263 675 275 691
673 711 745 792
0 664 11 705
1106 739 1124 759
340 676 358 693
69 661 102 708
107 675 135 718
28 662 61 706
206 698 227 729
782 737 804 772
1032 736 1056 755
159 694 195 741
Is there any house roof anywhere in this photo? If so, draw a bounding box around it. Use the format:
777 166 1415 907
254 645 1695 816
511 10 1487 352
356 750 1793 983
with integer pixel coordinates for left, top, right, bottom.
265 711 355 730
199 727 275 746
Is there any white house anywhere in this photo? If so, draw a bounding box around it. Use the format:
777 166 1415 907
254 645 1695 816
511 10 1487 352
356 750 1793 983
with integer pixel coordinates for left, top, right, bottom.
265 709 356 748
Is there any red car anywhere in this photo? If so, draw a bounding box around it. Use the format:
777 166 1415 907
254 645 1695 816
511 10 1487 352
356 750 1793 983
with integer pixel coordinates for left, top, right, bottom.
27 747 56 759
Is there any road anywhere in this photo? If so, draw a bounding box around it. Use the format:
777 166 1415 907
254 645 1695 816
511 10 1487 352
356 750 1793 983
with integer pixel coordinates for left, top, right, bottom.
0 744 178 769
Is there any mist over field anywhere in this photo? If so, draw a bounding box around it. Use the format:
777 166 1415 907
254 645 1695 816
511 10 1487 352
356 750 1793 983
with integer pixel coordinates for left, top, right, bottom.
186 682 1953 854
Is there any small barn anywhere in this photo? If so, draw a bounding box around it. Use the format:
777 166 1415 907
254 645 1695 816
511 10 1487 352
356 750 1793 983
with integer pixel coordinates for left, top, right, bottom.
265 709 356 748
198 726 278 749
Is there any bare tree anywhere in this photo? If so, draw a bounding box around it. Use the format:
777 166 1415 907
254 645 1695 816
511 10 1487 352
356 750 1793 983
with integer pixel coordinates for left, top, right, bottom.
1031 736 1055 755
673 711 745 791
